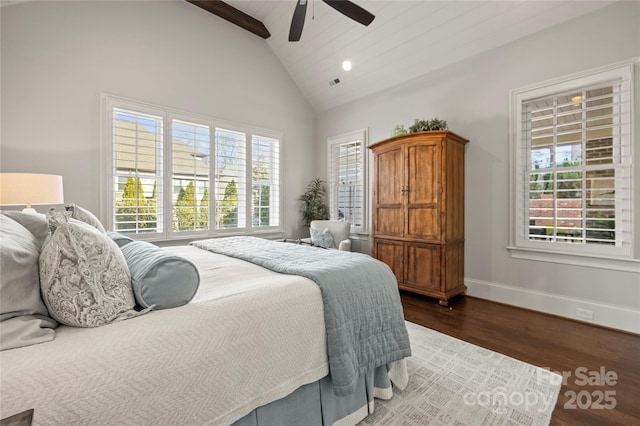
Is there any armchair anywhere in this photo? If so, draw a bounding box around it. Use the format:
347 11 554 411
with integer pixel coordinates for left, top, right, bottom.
301 220 352 251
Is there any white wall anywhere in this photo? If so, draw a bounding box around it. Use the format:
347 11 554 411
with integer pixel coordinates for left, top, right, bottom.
1 0 317 239
318 1 640 333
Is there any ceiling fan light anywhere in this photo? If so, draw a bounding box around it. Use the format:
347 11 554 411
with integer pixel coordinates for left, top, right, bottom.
342 60 352 71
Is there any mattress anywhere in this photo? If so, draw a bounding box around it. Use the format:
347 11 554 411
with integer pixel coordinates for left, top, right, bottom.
0 246 329 425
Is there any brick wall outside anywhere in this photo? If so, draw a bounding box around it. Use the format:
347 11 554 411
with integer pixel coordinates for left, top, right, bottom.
530 194 582 228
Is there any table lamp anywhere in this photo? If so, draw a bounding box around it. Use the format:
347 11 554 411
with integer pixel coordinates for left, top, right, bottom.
0 173 64 214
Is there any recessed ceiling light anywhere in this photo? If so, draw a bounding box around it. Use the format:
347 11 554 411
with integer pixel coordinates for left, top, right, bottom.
342 60 352 72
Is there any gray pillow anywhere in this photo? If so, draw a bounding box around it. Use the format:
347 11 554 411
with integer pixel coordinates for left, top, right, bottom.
120 241 200 310
310 227 334 249
65 203 106 234
107 231 134 248
0 215 57 350
39 211 143 327
1 210 49 250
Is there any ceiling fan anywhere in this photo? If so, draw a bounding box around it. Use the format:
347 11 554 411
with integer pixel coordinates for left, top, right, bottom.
289 0 375 42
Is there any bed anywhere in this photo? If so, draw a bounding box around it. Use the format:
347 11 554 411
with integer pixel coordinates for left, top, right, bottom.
0 210 411 425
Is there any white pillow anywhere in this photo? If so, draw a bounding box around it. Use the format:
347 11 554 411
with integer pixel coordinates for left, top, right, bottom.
310 227 334 249
39 211 142 327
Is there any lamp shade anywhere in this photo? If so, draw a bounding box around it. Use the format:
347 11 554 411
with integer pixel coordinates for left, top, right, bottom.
0 173 64 207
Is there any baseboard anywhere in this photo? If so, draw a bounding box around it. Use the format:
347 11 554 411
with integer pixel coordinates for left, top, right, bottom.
465 278 640 335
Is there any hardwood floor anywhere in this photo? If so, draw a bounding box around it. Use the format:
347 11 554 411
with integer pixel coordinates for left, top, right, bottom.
400 292 640 425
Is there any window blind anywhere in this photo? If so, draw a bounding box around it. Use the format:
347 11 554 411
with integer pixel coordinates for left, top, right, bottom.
172 119 210 232
252 135 280 228
517 66 632 255
112 108 164 234
215 128 246 230
328 130 367 234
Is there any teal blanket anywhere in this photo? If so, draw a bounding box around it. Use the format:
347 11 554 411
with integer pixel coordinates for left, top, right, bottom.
190 237 411 397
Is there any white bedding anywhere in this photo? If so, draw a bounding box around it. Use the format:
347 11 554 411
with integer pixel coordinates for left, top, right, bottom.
0 246 328 425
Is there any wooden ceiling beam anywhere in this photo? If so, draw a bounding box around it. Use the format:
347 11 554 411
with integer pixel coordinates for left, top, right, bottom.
186 0 271 39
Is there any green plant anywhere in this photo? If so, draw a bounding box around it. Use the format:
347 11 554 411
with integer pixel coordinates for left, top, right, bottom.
408 117 448 133
116 175 156 231
298 178 329 228
217 180 238 229
175 181 196 231
198 188 209 230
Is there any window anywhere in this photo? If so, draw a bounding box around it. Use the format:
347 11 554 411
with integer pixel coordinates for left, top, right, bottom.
102 95 282 240
111 108 164 234
172 119 210 232
214 128 246 230
510 63 634 264
327 129 367 234
252 135 280 228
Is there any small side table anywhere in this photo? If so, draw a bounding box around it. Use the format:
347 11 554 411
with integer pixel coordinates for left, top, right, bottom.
0 409 33 426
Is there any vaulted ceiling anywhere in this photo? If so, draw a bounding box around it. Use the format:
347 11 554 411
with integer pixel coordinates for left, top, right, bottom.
2 0 618 112
200 0 616 112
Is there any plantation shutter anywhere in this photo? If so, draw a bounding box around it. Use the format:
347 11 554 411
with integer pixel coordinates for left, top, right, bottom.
105 95 284 239
171 119 211 233
517 65 632 256
251 135 280 228
214 128 246 230
112 108 163 234
328 130 367 234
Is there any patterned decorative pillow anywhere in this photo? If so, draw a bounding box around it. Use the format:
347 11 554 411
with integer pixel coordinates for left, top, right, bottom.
65 203 106 234
39 211 142 327
310 227 334 249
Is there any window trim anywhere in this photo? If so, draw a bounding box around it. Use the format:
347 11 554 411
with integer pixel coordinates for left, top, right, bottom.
507 246 639 273
508 60 638 270
101 93 283 241
327 128 368 235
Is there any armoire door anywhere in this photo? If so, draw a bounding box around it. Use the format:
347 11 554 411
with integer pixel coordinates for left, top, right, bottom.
403 242 441 292
373 145 404 237
405 141 441 241
373 238 404 284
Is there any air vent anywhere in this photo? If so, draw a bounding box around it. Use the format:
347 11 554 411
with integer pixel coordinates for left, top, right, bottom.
329 78 341 86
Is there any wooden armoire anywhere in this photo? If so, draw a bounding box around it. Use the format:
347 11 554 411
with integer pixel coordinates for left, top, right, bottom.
369 131 468 306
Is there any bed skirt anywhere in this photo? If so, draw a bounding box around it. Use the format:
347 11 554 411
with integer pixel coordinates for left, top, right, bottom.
234 360 406 426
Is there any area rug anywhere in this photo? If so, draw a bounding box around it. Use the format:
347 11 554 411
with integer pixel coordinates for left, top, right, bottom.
363 321 562 426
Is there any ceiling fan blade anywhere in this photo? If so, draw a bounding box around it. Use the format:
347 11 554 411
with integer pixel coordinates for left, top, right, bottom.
288 0 308 42
322 0 375 26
